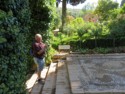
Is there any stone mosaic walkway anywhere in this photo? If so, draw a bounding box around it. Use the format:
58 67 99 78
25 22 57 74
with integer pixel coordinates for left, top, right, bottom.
67 53 125 94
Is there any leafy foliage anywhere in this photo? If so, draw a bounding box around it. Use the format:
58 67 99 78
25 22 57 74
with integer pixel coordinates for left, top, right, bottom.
53 0 125 52
95 0 118 21
106 4 125 47
108 14 125 38
30 0 54 34
0 0 30 93
0 0 56 93
63 17 84 36
120 4 125 14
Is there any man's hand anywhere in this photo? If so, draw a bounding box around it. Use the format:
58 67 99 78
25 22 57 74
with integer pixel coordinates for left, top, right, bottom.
37 49 45 55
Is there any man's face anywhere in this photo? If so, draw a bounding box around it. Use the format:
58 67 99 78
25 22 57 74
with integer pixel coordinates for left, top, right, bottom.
36 36 42 42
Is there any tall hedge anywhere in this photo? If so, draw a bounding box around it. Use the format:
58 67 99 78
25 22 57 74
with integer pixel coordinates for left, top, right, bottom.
0 0 30 93
29 0 55 37
0 0 56 93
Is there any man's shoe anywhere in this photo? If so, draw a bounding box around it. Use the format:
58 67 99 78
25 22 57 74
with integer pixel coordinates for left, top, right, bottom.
37 78 45 84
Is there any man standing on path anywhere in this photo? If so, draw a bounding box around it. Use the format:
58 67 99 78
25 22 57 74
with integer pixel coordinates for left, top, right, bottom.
32 34 46 82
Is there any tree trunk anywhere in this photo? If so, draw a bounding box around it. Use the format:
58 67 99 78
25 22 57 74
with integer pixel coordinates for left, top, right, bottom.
62 0 67 31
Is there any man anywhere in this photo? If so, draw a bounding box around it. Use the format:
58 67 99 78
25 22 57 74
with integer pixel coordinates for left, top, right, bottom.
32 34 46 82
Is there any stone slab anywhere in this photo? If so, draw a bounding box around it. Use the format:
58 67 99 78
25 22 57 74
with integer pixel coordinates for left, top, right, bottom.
26 73 38 90
41 63 57 94
67 58 84 94
56 60 71 94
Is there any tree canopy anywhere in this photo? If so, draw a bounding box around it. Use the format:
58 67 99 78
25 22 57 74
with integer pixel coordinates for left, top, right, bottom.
94 0 118 21
57 0 86 6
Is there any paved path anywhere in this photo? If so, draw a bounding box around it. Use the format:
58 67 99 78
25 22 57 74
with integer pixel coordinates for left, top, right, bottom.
67 53 125 94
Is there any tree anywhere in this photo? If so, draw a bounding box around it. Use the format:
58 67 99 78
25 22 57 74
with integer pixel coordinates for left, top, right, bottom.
94 0 118 21
57 0 86 6
57 0 86 30
89 23 102 47
108 14 125 48
62 0 67 31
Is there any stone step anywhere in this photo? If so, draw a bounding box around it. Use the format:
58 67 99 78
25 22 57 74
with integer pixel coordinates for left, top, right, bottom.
30 67 49 94
66 56 84 94
30 54 125 94
26 73 38 92
52 53 69 61
55 60 71 94
41 63 57 94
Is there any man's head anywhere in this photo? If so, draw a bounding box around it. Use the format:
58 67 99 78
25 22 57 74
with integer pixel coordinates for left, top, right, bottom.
35 34 42 43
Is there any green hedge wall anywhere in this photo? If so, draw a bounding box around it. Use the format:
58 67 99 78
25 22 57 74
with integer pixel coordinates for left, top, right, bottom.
0 0 30 93
0 0 56 93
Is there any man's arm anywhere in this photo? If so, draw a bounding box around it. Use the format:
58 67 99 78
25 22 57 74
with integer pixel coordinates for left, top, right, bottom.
37 48 45 55
37 43 46 55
